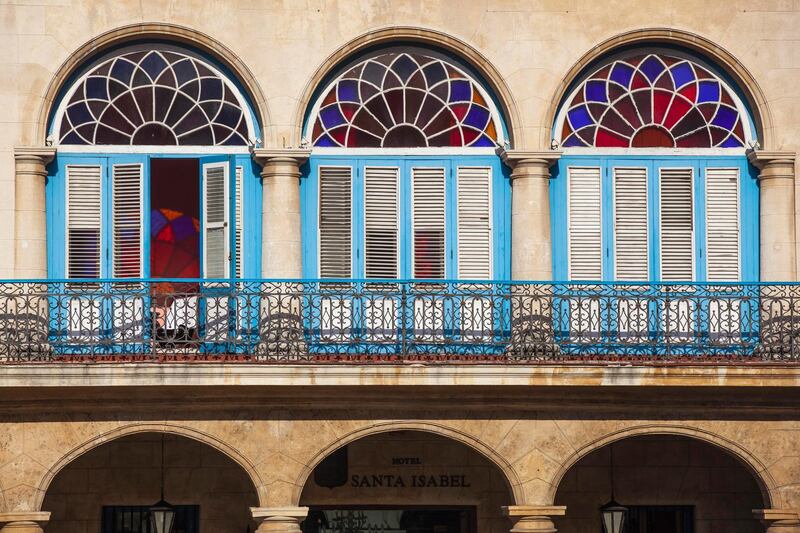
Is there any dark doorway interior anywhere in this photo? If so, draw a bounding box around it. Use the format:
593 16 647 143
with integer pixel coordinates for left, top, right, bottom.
150 158 200 279
303 507 475 533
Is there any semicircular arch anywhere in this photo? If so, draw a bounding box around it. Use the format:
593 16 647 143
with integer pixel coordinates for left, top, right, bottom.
37 22 271 147
545 424 778 509
543 28 774 150
293 421 524 505
293 26 523 149
35 422 267 511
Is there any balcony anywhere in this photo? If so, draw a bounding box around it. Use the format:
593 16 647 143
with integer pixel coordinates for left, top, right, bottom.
0 279 798 363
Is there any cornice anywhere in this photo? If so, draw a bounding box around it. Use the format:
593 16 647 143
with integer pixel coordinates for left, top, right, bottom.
498 148 562 168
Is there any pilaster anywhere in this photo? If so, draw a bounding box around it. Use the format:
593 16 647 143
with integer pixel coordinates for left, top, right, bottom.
251 506 309 533
499 150 562 281
747 150 797 282
503 505 566 533
252 148 311 279
14 147 55 279
754 509 800 533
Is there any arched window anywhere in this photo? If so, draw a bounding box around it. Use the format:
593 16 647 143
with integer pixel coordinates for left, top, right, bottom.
302 47 510 284
551 48 759 284
48 44 261 281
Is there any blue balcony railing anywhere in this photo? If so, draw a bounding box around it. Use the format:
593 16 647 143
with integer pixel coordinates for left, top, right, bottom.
0 279 798 362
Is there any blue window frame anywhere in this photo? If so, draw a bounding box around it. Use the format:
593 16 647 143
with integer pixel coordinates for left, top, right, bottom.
551 155 758 282
301 154 511 281
46 152 261 279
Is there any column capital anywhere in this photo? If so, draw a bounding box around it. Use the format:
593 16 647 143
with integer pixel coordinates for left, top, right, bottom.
0 511 50 524
747 149 796 174
13 147 55 173
503 506 566 533
251 506 309 533
754 509 800 529
499 149 562 170
252 148 312 167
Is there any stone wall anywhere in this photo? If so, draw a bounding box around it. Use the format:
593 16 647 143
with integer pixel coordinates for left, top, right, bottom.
40 433 258 533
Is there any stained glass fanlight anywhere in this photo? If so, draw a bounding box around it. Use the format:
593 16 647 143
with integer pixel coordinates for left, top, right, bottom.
557 52 752 148
307 50 504 148
56 46 253 146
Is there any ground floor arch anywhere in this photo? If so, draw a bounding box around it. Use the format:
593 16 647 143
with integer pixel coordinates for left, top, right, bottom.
553 434 767 533
299 430 517 533
40 432 260 533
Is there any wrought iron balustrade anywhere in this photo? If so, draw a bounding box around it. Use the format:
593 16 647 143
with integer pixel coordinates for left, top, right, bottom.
0 279 798 362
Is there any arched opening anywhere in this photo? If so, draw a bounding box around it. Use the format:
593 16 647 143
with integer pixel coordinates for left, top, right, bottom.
299 430 515 533
553 435 766 533
41 432 259 533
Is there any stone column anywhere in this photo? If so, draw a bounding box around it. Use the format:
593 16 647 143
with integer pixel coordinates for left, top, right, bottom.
754 509 800 532
0 512 50 533
499 150 562 360
503 506 566 533
747 150 797 282
252 148 311 279
251 506 309 533
252 149 310 359
500 150 562 282
747 151 798 359
14 147 55 279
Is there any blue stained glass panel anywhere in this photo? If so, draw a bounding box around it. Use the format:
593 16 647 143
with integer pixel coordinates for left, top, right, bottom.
200 78 223 101
449 80 471 102
610 63 634 88
567 105 593 130
67 102 93 125
337 80 359 103
471 135 495 147
464 106 490 129
110 60 135 84
712 106 738 130
85 77 108 100
391 55 418 81
320 106 346 128
670 63 695 88
140 53 168 80
639 56 665 82
697 81 720 103
315 134 336 147
720 134 744 147
562 134 586 147
585 80 608 103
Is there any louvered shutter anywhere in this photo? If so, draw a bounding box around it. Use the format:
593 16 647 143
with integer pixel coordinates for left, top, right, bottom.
412 167 446 279
457 167 492 279
614 167 648 280
706 168 739 281
568 167 602 280
660 168 694 281
319 166 352 278
111 163 143 278
365 166 399 279
203 162 229 279
234 166 244 278
66 165 102 279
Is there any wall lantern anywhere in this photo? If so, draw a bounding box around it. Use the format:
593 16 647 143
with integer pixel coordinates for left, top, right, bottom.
600 443 628 533
150 434 176 533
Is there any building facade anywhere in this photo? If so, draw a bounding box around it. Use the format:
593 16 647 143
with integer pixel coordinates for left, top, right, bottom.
1 1 800 532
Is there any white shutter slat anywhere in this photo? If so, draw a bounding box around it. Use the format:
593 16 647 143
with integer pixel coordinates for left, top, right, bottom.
112 163 143 278
412 167 446 279
457 167 492 279
706 168 740 281
234 166 244 278
568 167 602 280
319 166 352 278
67 165 102 279
660 167 694 281
365 166 399 279
614 167 648 281
203 163 229 279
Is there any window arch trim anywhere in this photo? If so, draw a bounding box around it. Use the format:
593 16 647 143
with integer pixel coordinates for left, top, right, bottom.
49 42 260 150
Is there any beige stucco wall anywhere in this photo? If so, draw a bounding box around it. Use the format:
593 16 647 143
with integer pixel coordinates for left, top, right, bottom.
2 1 800 277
